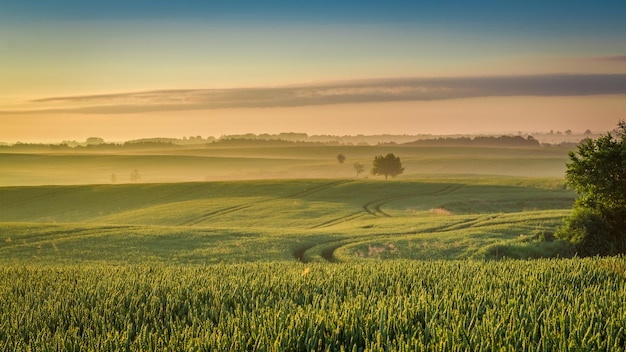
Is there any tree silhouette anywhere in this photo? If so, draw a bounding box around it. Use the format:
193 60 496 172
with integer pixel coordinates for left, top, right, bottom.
371 153 404 180
353 162 365 178
130 169 141 182
337 154 346 164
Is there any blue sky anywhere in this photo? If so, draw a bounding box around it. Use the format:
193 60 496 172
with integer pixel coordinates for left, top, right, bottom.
3 1 625 93
1 0 625 141
3 1 626 26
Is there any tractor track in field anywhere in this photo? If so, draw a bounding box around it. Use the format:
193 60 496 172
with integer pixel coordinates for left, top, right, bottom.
300 216 480 263
310 183 465 229
291 243 318 262
303 184 469 259
286 180 353 198
179 180 352 227
364 183 465 217
292 238 346 263
308 212 367 229
178 204 256 226
0 226 132 249
294 230 423 263
1 186 83 210
150 183 211 204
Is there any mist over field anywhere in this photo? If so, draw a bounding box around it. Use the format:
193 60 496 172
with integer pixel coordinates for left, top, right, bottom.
0 134 576 186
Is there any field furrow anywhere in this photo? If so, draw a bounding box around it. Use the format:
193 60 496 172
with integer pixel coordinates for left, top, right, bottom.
285 180 353 198
309 212 367 229
178 204 256 226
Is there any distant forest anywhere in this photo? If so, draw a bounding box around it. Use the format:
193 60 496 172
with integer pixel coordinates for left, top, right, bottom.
0 132 586 152
403 135 540 147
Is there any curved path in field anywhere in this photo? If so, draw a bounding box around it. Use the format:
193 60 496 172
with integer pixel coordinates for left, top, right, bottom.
286 180 352 198
301 183 468 262
179 180 353 227
310 183 464 230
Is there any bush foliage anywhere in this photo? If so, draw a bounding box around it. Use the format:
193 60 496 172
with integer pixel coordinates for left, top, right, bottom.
557 121 626 256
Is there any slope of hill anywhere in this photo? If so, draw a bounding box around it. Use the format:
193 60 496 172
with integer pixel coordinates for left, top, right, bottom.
0 144 572 186
0 178 575 264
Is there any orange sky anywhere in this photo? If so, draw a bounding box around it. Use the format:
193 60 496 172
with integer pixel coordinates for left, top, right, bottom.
2 95 624 143
1 2 626 142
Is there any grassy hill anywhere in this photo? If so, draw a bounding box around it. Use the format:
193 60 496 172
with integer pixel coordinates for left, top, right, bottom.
4 152 625 351
0 144 571 186
0 178 575 264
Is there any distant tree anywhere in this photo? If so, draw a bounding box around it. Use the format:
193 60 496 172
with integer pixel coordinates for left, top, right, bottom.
584 129 592 135
353 162 365 178
337 154 346 164
371 153 404 180
85 137 105 146
110 173 117 183
556 121 626 255
62 140 80 148
565 129 572 135
130 169 141 182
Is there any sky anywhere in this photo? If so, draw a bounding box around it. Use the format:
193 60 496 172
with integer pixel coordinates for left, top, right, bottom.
1 1 626 142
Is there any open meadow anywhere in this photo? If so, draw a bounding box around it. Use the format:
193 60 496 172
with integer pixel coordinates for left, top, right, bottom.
0 142 570 186
1 143 625 350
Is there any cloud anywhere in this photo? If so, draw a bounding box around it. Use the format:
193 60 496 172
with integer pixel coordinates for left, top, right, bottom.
594 55 626 62
4 74 626 115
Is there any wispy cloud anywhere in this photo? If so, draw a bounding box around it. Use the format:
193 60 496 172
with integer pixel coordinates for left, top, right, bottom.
4 74 626 115
594 54 626 62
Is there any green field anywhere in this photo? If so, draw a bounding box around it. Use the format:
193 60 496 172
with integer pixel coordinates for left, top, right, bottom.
0 143 570 186
0 178 575 264
2 259 625 351
3 144 625 350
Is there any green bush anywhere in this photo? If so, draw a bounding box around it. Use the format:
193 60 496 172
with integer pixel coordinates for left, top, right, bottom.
560 121 626 256
556 208 615 257
480 231 574 260
604 206 626 254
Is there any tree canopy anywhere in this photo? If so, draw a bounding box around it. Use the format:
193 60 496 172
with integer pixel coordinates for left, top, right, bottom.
565 121 626 209
371 153 404 180
557 121 626 256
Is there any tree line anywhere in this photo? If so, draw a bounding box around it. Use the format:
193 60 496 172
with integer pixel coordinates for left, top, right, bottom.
404 135 540 147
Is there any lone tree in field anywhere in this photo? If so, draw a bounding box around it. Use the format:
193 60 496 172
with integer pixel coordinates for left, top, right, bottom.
353 162 365 178
371 153 404 180
556 121 626 256
336 154 346 164
130 169 141 183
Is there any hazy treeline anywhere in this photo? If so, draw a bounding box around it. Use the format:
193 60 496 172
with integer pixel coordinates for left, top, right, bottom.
219 133 428 145
1 132 594 152
405 135 541 147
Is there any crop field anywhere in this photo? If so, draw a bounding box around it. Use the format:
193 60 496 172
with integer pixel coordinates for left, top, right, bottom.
3 144 623 350
0 178 575 264
2 259 625 351
0 143 571 186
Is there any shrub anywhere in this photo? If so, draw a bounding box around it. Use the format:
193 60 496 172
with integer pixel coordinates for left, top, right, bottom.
556 208 615 257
